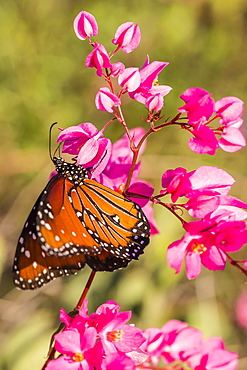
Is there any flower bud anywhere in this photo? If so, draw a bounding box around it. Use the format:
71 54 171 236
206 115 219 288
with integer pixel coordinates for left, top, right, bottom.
85 44 111 77
118 67 141 92
73 11 98 40
95 87 121 113
112 22 141 53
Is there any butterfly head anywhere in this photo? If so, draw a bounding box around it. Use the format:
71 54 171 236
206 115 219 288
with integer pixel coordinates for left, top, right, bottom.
53 157 89 185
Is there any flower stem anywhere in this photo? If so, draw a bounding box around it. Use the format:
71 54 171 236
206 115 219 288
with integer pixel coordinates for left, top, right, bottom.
74 270 97 312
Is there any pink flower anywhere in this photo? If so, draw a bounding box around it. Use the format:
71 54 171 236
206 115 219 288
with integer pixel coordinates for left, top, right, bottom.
95 87 121 113
57 122 112 176
73 11 98 40
112 22 141 53
145 93 164 112
46 327 99 370
161 167 191 202
167 229 225 279
86 44 111 77
192 337 238 370
179 87 215 124
129 59 171 108
142 321 238 369
110 62 125 77
167 211 247 279
89 301 146 357
188 122 219 155
118 67 141 92
186 166 235 196
102 353 135 370
218 125 246 152
215 96 244 125
179 88 245 154
59 299 89 332
142 320 188 365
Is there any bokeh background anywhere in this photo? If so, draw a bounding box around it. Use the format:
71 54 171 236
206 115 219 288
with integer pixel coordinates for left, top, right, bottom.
1 0 247 368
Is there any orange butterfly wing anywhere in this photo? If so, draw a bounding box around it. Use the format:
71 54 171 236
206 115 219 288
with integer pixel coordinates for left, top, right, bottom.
37 177 149 261
13 159 150 290
13 193 86 290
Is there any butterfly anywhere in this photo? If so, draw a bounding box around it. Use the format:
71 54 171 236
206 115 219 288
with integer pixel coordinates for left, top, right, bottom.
13 157 150 290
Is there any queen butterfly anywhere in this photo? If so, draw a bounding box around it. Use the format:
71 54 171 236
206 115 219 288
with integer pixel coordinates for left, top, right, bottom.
13 157 150 290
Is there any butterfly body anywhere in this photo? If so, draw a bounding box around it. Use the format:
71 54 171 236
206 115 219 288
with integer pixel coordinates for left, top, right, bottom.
13 158 150 290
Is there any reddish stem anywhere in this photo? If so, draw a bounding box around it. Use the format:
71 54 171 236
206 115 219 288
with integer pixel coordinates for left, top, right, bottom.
224 252 247 276
74 270 97 312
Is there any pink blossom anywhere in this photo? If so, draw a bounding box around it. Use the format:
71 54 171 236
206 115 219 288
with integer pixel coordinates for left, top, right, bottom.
102 353 135 370
46 327 99 370
179 87 215 124
214 219 247 253
57 122 112 176
89 301 146 356
145 93 164 112
215 96 244 125
186 166 235 196
118 67 141 92
192 337 238 370
95 87 121 113
142 320 188 365
129 60 171 107
183 166 237 218
161 167 191 202
73 11 98 40
186 194 247 219
218 126 246 152
110 62 125 77
85 44 111 77
167 223 224 279
167 211 247 279
112 22 141 53
59 299 89 332
188 123 219 155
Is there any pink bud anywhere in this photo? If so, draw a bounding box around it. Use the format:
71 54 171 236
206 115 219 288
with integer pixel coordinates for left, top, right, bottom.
118 67 141 92
73 11 98 40
85 44 111 77
110 62 125 77
215 96 244 124
112 22 141 53
95 87 121 113
145 94 164 112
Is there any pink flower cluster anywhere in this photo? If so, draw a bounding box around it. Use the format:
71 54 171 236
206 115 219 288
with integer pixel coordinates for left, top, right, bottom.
46 300 238 370
162 166 247 279
55 10 247 283
179 88 245 154
74 11 172 113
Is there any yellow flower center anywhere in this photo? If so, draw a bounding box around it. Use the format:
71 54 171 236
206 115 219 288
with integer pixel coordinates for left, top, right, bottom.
72 353 84 362
191 241 207 254
106 330 124 342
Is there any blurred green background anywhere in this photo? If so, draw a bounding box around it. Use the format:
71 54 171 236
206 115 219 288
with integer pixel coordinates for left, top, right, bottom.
1 0 247 368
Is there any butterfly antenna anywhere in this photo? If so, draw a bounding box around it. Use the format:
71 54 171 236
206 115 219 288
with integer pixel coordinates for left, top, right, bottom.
49 122 59 162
